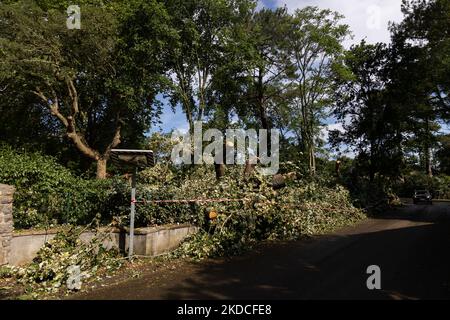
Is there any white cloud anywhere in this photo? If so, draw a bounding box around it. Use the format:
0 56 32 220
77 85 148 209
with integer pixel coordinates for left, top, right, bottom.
157 104 189 134
320 122 344 141
321 118 356 158
271 0 404 46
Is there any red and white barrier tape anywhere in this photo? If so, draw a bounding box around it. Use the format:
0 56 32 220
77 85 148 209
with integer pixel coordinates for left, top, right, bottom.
135 198 252 204
133 198 339 212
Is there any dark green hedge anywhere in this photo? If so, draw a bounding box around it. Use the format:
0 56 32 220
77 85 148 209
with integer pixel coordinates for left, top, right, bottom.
0 145 128 229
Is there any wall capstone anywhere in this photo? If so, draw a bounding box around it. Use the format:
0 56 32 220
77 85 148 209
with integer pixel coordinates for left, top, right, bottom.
0 184 15 266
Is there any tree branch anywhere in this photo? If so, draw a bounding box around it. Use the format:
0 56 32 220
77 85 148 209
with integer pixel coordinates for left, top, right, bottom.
66 77 79 116
104 117 124 158
33 87 69 127
66 116 100 160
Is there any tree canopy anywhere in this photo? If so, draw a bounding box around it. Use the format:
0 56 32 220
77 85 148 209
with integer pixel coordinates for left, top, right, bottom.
0 0 448 182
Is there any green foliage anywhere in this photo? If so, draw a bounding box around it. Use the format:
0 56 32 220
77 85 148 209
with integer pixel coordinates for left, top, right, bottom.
133 164 366 259
3 0 448 239
0 0 171 176
3 223 124 296
160 0 257 132
436 134 450 175
332 41 405 181
281 7 351 174
396 171 450 199
0 145 127 228
0 150 367 293
387 0 449 176
1 0 449 183
390 0 449 119
175 183 365 259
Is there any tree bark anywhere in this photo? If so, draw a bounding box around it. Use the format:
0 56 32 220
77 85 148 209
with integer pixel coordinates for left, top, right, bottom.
335 160 342 177
33 81 122 180
309 145 316 176
96 158 108 179
257 68 270 130
369 139 376 183
425 146 433 177
425 117 433 177
214 163 225 180
243 159 257 179
214 140 227 180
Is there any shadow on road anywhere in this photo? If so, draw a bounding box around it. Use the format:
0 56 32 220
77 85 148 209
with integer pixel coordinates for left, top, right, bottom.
373 201 450 223
158 206 450 300
73 203 450 300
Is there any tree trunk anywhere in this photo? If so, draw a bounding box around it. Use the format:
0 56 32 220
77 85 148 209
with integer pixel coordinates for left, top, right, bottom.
243 160 257 179
335 160 342 177
96 158 107 179
214 140 227 180
257 68 270 130
309 145 316 176
425 146 433 177
33 83 122 181
425 117 433 177
215 164 225 180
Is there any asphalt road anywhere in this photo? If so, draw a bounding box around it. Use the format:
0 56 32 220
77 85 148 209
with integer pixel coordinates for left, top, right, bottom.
76 202 450 300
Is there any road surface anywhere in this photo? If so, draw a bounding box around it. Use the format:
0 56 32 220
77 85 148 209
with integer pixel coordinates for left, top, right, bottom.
76 202 450 300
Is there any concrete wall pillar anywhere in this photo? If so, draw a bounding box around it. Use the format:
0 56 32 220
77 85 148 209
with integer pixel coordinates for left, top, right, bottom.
0 184 14 265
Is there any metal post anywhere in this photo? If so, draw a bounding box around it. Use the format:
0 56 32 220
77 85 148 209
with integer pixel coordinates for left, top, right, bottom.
129 167 137 260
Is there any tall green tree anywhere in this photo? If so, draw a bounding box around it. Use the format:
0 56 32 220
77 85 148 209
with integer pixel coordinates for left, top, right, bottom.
282 7 350 175
204 6 292 132
436 134 450 175
238 7 292 131
389 0 450 176
162 0 256 135
0 0 171 178
332 41 403 182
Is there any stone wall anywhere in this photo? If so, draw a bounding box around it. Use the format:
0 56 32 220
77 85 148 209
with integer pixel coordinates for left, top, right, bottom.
0 183 198 266
9 224 198 266
0 184 14 265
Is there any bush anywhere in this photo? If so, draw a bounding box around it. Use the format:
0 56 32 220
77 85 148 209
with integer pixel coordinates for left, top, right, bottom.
4 222 124 296
134 164 366 259
0 145 127 229
172 180 365 259
0 144 367 250
396 171 450 199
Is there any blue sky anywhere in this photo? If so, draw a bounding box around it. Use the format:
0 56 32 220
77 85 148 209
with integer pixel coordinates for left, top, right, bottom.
154 0 449 143
154 0 406 136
